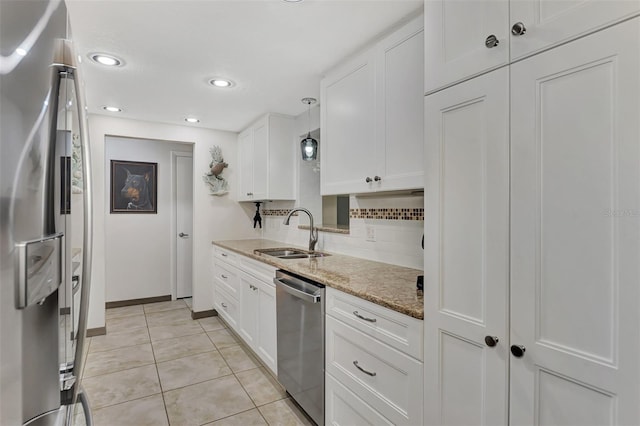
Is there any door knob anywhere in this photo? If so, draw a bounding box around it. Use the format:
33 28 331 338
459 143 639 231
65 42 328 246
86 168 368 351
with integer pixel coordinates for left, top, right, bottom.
511 22 527 36
511 344 526 358
365 177 372 183
485 35 499 48
484 336 499 347
179 232 189 238
374 176 382 182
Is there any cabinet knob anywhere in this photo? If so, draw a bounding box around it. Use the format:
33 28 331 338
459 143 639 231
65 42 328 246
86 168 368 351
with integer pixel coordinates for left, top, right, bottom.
374 176 382 182
365 177 372 183
511 344 526 358
484 336 499 347
485 34 499 48
511 22 527 36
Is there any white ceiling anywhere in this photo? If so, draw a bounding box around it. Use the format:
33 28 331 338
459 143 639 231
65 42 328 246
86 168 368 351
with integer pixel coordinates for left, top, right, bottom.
65 0 423 133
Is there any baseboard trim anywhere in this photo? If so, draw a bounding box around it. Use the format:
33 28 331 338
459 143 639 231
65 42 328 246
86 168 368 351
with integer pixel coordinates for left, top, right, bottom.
86 326 106 337
105 294 171 309
191 309 217 320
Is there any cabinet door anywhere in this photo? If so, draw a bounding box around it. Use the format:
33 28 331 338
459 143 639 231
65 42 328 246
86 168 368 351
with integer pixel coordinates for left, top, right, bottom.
376 15 424 192
510 0 640 61
252 118 269 200
424 67 510 426
321 50 377 195
510 19 640 425
424 0 509 94
255 279 277 374
238 272 258 348
325 373 394 426
237 129 253 201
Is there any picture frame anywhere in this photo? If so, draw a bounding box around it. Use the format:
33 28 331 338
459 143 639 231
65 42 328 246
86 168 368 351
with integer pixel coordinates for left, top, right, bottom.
110 160 157 213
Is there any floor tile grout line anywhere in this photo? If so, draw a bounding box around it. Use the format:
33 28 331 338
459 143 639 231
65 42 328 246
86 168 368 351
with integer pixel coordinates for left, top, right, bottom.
83 360 157 380
145 311 172 426
87 391 165 413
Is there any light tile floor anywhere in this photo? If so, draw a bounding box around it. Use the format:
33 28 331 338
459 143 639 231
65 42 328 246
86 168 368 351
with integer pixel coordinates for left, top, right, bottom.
81 298 313 426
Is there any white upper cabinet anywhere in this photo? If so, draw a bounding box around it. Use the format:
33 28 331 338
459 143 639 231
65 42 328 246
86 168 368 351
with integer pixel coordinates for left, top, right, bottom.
321 48 377 195
425 0 640 92
424 0 509 94
376 16 425 192
510 0 640 60
237 114 295 201
321 14 424 195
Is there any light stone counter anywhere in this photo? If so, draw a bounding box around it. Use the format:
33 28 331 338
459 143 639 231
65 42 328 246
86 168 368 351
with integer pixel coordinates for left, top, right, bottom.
212 238 424 320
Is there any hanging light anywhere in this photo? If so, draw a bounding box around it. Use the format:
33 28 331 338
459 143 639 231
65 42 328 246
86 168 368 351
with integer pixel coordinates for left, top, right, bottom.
300 97 318 161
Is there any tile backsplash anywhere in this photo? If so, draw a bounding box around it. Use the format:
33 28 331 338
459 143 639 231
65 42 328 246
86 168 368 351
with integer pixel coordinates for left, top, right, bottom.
262 195 424 270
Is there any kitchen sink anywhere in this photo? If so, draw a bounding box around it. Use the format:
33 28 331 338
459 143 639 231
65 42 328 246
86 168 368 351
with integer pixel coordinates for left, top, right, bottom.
254 248 330 259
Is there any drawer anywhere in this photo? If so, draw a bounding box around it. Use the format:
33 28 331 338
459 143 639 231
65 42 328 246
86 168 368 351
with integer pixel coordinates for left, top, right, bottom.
326 316 423 426
239 254 276 283
326 287 423 360
213 284 239 331
213 260 240 298
213 246 237 265
326 373 393 426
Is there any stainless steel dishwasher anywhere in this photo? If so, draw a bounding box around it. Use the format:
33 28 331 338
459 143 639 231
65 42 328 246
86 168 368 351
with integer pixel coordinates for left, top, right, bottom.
274 270 325 426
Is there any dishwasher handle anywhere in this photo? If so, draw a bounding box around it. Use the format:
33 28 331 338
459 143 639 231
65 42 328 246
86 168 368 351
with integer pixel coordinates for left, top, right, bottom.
274 277 321 304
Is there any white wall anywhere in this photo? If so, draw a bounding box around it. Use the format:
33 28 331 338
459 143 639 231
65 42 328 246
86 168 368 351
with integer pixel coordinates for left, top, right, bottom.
87 115 261 330
104 136 192 302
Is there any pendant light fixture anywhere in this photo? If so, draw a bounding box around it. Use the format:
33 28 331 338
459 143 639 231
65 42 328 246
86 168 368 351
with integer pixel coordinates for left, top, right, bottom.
300 97 318 161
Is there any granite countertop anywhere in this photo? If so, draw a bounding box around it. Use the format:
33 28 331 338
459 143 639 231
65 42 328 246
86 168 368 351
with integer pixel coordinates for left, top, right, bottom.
212 239 424 320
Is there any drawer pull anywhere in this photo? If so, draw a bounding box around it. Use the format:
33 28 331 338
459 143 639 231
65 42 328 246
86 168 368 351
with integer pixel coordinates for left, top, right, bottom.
221 274 228 279
221 253 228 257
221 302 228 308
353 311 376 323
353 360 376 377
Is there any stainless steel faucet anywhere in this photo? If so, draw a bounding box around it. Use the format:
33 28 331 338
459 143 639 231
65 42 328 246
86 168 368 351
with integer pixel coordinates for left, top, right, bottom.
283 207 318 252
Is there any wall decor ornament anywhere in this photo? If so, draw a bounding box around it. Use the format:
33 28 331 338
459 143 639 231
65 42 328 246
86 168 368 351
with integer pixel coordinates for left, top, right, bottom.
110 160 157 213
202 145 229 195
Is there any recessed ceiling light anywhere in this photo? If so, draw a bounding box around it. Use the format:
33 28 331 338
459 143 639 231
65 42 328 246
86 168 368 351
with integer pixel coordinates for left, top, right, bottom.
89 53 123 67
15 48 27 56
209 78 234 88
103 106 122 112
185 117 200 123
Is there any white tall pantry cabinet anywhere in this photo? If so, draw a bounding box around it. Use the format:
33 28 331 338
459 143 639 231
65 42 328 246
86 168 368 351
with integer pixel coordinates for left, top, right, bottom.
424 2 640 425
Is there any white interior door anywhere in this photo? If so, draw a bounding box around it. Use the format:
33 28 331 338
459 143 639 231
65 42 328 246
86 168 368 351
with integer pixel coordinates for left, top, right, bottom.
510 18 640 425
176 154 193 299
424 67 510 426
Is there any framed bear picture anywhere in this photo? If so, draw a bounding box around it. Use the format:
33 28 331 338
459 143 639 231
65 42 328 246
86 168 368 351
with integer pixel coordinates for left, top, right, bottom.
110 160 157 213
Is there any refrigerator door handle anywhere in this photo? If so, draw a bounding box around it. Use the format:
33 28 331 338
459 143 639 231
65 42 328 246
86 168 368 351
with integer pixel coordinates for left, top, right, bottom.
69 38 94 407
77 387 93 426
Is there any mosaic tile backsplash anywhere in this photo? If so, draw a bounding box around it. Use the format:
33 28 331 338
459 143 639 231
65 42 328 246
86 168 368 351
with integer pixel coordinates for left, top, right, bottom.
350 208 424 221
262 208 424 221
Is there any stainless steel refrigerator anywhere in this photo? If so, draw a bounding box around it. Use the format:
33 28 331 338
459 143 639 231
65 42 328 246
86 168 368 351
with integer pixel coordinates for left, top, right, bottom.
1 0 94 425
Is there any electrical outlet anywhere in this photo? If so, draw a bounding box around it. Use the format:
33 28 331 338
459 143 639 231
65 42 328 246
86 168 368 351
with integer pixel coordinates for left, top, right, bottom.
366 225 376 242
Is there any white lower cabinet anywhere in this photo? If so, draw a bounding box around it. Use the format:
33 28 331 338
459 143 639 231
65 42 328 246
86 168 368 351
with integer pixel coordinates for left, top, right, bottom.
212 247 277 374
238 270 277 373
325 287 423 426
212 284 239 331
325 374 393 426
